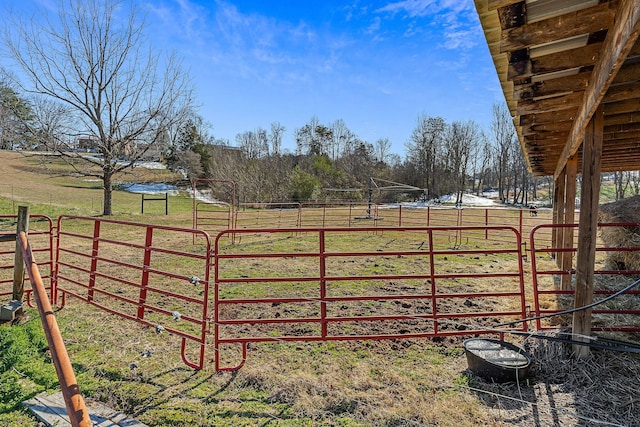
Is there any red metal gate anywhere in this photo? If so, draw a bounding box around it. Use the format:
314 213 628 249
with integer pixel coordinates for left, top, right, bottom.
0 214 54 305
192 178 236 234
530 223 640 332
212 226 527 371
54 215 212 369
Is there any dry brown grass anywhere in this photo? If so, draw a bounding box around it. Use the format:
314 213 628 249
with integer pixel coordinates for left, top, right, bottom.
52 295 640 426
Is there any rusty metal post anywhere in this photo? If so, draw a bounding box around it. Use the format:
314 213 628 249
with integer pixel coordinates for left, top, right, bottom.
18 231 92 427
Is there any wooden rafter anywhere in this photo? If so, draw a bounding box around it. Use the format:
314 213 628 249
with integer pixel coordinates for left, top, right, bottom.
488 0 521 11
513 71 590 101
477 0 640 177
508 42 602 80
554 0 640 179
500 2 615 52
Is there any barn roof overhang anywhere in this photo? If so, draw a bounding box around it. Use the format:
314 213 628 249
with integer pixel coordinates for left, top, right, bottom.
474 0 640 179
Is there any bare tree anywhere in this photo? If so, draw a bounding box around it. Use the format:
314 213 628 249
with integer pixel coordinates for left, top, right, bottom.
374 137 392 164
491 103 516 203
631 171 640 196
614 171 631 200
4 0 193 215
406 114 445 198
444 120 479 205
236 127 269 160
30 97 72 151
269 122 285 156
471 132 492 196
331 119 355 160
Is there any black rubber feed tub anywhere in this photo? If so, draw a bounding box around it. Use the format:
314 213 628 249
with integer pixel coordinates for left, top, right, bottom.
463 338 531 383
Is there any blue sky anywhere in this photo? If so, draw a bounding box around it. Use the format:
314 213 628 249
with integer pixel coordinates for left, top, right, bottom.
4 0 505 156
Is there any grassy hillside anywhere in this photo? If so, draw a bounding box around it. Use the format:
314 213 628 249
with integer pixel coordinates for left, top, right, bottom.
0 150 195 225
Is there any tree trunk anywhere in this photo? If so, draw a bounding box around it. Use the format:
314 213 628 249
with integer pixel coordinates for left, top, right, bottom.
103 171 113 216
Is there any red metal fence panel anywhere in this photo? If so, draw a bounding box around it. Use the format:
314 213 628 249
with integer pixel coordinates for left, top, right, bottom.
0 214 54 305
8 209 639 372
212 226 527 371
530 223 640 332
194 202 234 233
54 215 212 369
194 204 553 258
192 178 236 235
237 203 302 229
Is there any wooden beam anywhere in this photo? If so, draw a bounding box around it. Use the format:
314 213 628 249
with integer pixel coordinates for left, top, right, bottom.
554 168 566 269
604 129 640 140
603 98 640 116
603 81 640 103
497 1 525 29
610 60 640 85
488 0 521 11
513 71 590 101
572 106 603 358
522 121 573 136
604 121 640 133
508 43 602 81
500 2 615 52
519 109 577 126
513 72 640 107
601 160 640 171
524 132 571 144
12 206 29 305
554 0 640 180
561 156 577 290
551 177 560 258
537 59 640 106
600 137 640 147
516 92 583 115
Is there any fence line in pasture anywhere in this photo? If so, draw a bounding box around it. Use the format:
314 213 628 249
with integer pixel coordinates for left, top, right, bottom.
5 211 640 372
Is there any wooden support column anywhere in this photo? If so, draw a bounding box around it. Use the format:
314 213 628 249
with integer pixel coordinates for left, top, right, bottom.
12 205 29 302
554 168 567 270
572 106 603 358
551 179 560 258
561 156 578 290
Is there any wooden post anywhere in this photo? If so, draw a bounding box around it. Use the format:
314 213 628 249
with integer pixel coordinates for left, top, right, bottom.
554 169 567 270
12 205 29 303
572 106 603 358
561 156 578 290
551 179 560 258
